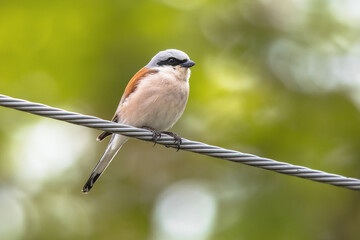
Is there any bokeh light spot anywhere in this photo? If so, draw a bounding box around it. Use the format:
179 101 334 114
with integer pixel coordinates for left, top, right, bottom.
10 118 93 192
152 180 217 240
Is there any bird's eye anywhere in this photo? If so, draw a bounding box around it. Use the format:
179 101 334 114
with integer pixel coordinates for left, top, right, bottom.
157 57 179 66
168 58 176 64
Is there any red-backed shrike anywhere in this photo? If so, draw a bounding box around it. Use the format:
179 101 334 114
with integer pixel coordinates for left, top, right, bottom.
82 49 195 193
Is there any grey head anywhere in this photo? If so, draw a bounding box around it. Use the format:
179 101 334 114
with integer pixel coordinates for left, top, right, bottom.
146 49 195 69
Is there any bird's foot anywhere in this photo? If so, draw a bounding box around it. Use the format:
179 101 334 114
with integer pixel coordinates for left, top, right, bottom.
161 131 182 151
142 126 161 146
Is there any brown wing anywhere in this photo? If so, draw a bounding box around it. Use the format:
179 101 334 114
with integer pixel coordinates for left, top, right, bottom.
97 67 158 141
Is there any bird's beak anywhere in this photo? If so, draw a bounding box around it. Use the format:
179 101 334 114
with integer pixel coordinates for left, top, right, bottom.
181 60 196 68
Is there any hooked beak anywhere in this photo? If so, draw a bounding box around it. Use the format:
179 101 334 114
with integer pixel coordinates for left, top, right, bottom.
180 60 196 68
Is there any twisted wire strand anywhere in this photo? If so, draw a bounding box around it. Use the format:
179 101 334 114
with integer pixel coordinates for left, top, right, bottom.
1 94 359 191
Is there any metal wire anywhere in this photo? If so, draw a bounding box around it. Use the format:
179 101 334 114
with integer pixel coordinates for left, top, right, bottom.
1 94 359 191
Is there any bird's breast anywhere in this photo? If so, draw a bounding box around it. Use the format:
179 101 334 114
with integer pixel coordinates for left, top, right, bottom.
119 70 189 131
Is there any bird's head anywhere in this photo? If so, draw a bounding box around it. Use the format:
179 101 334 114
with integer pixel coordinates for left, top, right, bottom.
146 49 195 72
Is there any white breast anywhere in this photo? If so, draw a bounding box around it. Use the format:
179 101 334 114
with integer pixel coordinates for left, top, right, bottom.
119 66 190 131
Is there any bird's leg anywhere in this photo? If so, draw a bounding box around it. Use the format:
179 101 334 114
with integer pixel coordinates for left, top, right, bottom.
142 126 161 146
161 131 182 151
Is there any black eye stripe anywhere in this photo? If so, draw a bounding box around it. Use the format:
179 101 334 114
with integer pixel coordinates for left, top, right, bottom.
157 57 187 66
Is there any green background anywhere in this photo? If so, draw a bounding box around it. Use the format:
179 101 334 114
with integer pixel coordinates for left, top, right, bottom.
1 0 360 239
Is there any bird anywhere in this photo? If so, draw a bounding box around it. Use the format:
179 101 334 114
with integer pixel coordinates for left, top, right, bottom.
82 49 195 193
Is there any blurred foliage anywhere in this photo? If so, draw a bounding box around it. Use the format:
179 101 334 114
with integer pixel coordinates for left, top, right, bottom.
1 0 360 239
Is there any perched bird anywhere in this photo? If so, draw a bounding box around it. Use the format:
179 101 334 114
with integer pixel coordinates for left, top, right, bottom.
82 49 195 193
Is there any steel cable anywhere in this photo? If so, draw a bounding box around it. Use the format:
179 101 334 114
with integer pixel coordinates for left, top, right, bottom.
1 94 359 191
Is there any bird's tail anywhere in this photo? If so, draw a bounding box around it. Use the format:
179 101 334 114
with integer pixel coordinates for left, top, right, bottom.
82 134 128 193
